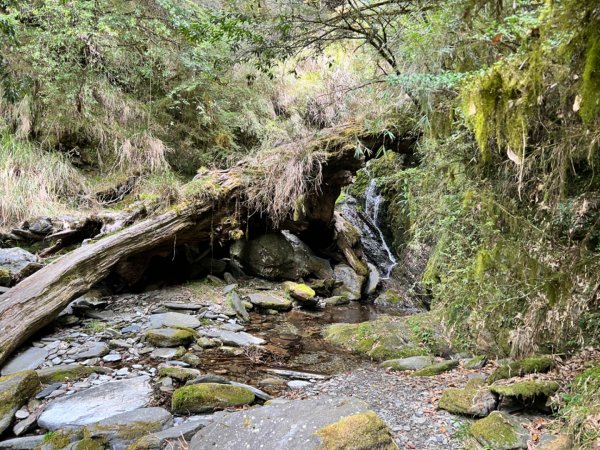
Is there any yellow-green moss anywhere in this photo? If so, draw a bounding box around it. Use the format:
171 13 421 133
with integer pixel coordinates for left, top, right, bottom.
315 411 398 450
580 34 600 125
411 359 459 377
145 328 195 347
488 356 554 383
41 431 73 450
0 267 11 286
469 412 524 449
37 365 98 384
74 437 106 450
0 370 41 419
157 366 200 381
438 378 494 417
282 281 316 301
171 383 255 413
490 380 559 400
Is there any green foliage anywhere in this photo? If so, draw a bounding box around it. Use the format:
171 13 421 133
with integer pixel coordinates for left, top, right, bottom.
561 363 600 448
580 33 600 125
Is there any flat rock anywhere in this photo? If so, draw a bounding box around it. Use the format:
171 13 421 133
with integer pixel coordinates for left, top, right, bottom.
86 407 172 449
190 396 396 450
72 342 109 361
0 435 45 449
150 312 201 329
163 302 203 311
37 376 153 430
1 347 49 375
145 328 195 347
129 418 211 450
151 348 178 360
246 293 292 311
381 356 433 371
36 364 98 384
202 329 265 347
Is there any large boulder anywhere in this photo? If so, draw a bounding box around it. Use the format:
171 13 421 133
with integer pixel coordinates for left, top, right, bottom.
230 231 331 280
332 264 365 301
171 383 255 414
37 376 153 430
0 371 41 435
324 313 449 361
469 411 529 450
0 248 41 287
189 396 397 450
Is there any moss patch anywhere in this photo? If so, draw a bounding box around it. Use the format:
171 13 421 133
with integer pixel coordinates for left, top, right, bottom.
36 365 99 384
145 328 195 347
438 378 497 417
469 411 529 450
157 366 200 381
283 281 316 302
580 33 600 125
411 359 459 377
324 313 448 361
0 370 41 432
490 380 559 400
171 383 255 413
315 411 398 450
488 356 554 383
0 267 11 286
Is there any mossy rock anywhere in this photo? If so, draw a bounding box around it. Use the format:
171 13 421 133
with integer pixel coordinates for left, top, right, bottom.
380 356 433 371
323 295 349 306
145 328 196 347
488 356 554 383
158 367 201 381
412 359 459 377
72 437 106 450
0 370 41 434
36 364 101 384
438 378 497 417
283 281 316 303
0 267 11 286
41 430 76 450
323 313 448 361
464 355 488 370
171 383 255 413
315 411 398 450
469 411 529 450
490 380 560 401
373 290 404 308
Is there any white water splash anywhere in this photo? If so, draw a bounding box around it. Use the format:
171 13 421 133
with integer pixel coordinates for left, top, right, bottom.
365 178 397 278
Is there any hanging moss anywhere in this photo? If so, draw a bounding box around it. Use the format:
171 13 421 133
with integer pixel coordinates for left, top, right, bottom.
579 34 600 125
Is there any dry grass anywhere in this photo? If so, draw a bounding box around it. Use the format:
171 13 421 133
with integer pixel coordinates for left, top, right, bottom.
0 135 86 228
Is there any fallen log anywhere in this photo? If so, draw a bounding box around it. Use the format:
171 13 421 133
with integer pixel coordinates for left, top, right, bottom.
0 121 377 366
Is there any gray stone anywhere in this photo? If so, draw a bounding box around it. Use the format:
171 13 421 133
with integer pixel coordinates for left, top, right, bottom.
246 293 292 311
190 396 395 450
202 329 265 347
86 407 172 450
380 356 434 371
151 348 178 360
323 295 349 306
164 302 203 311
0 248 40 287
12 413 37 436
72 342 109 361
36 383 63 399
365 263 380 295
130 418 212 450
37 376 153 430
0 435 45 450
122 324 142 334
287 380 312 389
1 347 49 375
102 353 122 363
228 381 273 401
332 264 365 301
150 312 201 329
230 231 324 280
227 291 249 322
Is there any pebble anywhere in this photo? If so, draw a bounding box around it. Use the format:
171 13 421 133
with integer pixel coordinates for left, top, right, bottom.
287 380 312 389
102 353 122 362
15 409 29 419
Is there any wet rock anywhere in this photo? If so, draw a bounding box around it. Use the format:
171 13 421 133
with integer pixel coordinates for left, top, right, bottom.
202 329 265 347
332 264 365 301
85 407 172 449
246 293 292 311
0 248 41 287
0 435 45 449
189 396 396 450
488 356 554 383
36 364 99 384
72 342 109 361
438 378 498 417
171 383 255 413
469 411 529 450
145 328 196 348
365 263 380 295
0 371 41 435
283 281 316 304
128 419 211 450
1 347 49 375
323 295 349 306
158 367 201 382
412 359 459 377
150 312 201 329
324 313 448 361
38 376 153 430
381 356 434 371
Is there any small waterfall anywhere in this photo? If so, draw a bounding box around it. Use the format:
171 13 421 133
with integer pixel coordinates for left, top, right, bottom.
364 179 397 278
